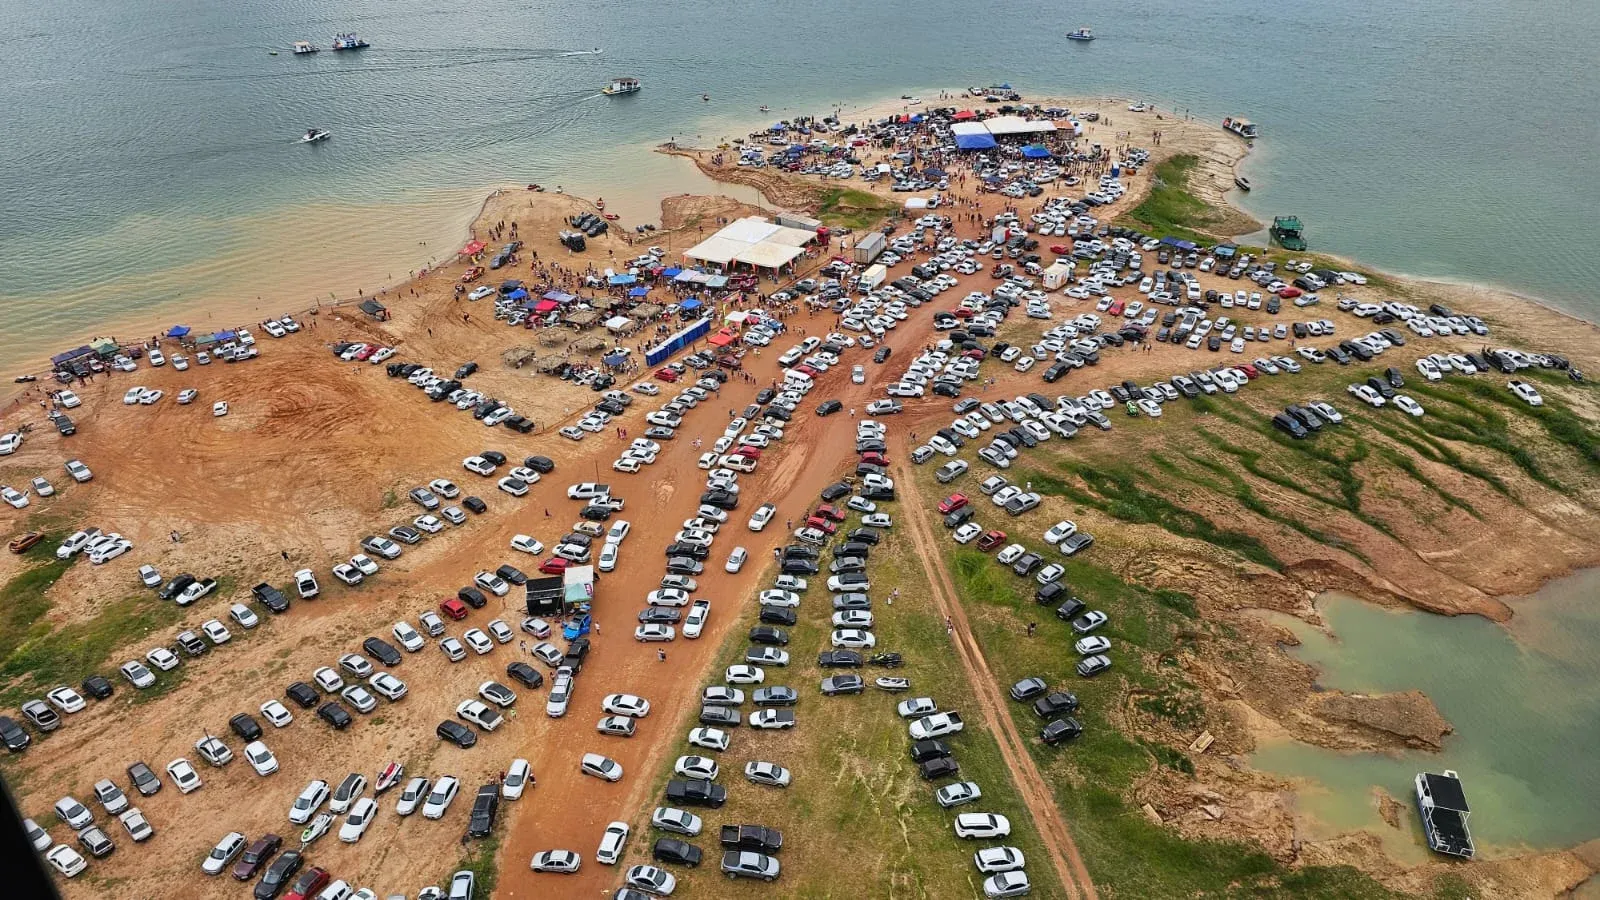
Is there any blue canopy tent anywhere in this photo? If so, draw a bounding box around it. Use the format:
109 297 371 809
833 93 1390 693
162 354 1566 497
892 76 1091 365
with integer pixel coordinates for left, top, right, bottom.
507 288 529 301
543 290 577 303
602 353 627 366
627 286 649 297
607 274 637 286
1159 237 1198 252
1020 145 1052 159
166 325 191 338
955 133 997 151
660 267 682 278
923 167 947 177
679 298 702 311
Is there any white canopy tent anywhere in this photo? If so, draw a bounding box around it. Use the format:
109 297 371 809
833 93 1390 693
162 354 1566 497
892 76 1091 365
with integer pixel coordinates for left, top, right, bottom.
682 216 816 272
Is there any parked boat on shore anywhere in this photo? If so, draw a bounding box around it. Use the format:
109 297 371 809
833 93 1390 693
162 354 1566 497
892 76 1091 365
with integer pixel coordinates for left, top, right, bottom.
1415 770 1474 859
1270 215 1307 251
1223 116 1258 140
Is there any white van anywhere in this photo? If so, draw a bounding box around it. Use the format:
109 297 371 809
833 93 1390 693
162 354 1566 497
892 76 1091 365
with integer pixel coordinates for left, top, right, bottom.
782 370 813 390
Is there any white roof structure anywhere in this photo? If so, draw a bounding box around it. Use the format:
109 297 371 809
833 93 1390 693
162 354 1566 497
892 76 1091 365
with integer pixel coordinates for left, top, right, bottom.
982 115 1056 136
950 121 990 137
683 216 815 270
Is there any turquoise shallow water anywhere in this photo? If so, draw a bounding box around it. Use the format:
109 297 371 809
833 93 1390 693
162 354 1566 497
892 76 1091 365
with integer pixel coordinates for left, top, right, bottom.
1 0 1597 367
1252 570 1600 858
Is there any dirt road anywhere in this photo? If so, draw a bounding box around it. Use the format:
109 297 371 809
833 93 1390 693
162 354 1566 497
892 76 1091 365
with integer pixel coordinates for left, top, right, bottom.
895 463 1100 900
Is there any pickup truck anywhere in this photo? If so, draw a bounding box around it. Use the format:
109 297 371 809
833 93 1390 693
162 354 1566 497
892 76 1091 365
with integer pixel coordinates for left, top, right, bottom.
719 824 783 853
252 583 290 614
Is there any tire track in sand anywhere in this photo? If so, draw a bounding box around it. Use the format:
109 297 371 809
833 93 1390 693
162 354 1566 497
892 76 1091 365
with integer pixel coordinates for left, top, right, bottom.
895 461 1098 900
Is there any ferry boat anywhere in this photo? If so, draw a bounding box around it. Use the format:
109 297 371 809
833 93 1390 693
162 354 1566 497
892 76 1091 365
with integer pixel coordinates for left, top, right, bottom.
602 77 641 96
292 41 318 55
1067 27 1095 41
331 33 370 51
1223 116 1258 140
1270 215 1307 251
1415 770 1474 859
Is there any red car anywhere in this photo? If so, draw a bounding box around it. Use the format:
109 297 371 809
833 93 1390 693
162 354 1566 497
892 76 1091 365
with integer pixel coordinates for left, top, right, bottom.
231 833 282 881
795 363 820 377
539 557 571 575
1279 286 1302 299
354 345 379 361
859 451 888 467
1106 299 1125 316
804 516 839 535
283 867 330 900
439 598 469 621
460 266 484 282
976 530 1008 551
735 446 762 460
937 493 968 514
1237 364 1259 379
962 348 984 360
953 307 974 319
654 368 680 382
814 504 847 523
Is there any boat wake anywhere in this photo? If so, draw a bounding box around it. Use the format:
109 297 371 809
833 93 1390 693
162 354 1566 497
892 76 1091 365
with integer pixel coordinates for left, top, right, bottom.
560 48 603 56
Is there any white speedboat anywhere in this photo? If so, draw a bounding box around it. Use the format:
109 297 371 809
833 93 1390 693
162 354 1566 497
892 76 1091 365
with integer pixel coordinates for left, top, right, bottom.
1067 27 1095 41
299 128 331 144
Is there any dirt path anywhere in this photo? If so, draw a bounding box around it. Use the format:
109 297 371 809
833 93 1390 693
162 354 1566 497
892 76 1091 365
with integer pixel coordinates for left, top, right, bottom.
894 463 1099 900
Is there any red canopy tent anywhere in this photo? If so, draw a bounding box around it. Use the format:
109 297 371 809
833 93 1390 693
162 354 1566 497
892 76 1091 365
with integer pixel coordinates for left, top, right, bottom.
459 240 486 257
707 329 738 347
952 110 977 120
533 299 560 313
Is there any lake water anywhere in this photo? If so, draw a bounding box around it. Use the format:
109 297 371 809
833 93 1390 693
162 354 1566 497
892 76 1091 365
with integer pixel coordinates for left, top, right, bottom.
1252 569 1600 860
2 0 1597 370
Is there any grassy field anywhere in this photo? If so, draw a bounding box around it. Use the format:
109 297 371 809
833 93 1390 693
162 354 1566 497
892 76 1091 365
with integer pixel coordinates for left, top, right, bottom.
1115 155 1221 246
631 515 1067 898
818 188 897 232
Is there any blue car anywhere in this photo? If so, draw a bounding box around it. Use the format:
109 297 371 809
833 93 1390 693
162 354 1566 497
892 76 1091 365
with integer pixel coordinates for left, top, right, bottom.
563 614 592 641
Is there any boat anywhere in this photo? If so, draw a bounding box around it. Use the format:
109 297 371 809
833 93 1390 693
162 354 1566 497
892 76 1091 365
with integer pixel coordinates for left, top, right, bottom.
602 213 619 221
601 77 640 96
1223 116 1258 140
292 41 318 55
758 105 770 112
1234 175 1252 191
331 33 370 51
874 677 910 692
1067 27 1095 41
300 812 333 847
299 128 331 144
375 762 404 794
1270 215 1308 251
702 93 710 102
1128 102 1148 112
1415 770 1474 859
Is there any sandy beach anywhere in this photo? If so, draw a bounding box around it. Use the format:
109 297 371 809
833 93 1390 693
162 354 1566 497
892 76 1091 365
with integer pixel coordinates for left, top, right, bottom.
5 90 1600 900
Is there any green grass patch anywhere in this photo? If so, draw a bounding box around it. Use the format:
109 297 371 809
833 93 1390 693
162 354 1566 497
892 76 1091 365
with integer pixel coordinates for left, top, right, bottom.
817 188 896 231
450 829 501 895
0 590 188 707
1116 155 1217 245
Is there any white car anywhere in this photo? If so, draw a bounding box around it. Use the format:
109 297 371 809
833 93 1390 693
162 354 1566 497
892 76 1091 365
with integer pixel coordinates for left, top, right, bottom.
596 821 630 866
339 798 379 842
392 621 425 652
598 542 619 571
115 808 151 844
725 546 748 573
675 755 720 780
166 758 203 793
420 777 463 822
47 686 85 713
725 664 764 684
395 777 431 816
503 758 533 800
831 629 876 649
1509 379 1543 406
601 693 651 718
952 522 982 544
651 806 703 836
1347 383 1386 407
744 761 791 787
462 629 494 655
580 752 623 782
531 850 582 874
200 619 232 645
1043 520 1077 544
202 831 248 875
47 844 87 878
31 476 55 497
463 456 496 476
954 812 1011 839
244 741 279 776
212 401 230 417
1393 395 1425 417
635 624 675 642
687 727 729 752
474 571 510 596
509 534 545 556
683 599 710 639
748 503 777 531
261 699 294 727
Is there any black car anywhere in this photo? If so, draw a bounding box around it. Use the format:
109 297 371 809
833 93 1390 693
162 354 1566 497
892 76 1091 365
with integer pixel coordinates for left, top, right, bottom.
820 674 865 696
317 702 353 730
910 739 951 763
438 720 477 748
816 399 843 416
480 450 507 466
781 559 819 575
1034 691 1081 718
664 542 710 561
253 583 290 614
158 573 197 601
1055 598 1088 623
285 682 319 709
230 713 264 742
458 586 489 609
638 607 682 624
919 757 960 780
820 482 851 502
758 606 798 627
665 779 727 808
128 761 162 796
846 528 881 545
834 542 872 560
699 706 740 727
653 837 704 867
1060 533 1095 556
782 545 819 560
1384 366 1405 388
362 637 403 666
1041 717 1084 745
0 715 29 752
700 490 738 510
818 649 863 668
506 662 544 689
468 784 499 837
253 849 303 900
463 496 488 514
1035 582 1069 606
749 626 789 646
455 361 479 379
580 504 613 522
943 507 975 529
496 564 528 586
1284 405 1324 432
81 674 114 700
523 455 555 474
874 346 893 363
1272 413 1309 439
1012 552 1043 576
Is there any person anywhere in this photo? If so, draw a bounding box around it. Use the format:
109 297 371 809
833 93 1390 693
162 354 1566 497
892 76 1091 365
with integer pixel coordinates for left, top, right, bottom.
1027 622 1037 637
657 649 667 662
